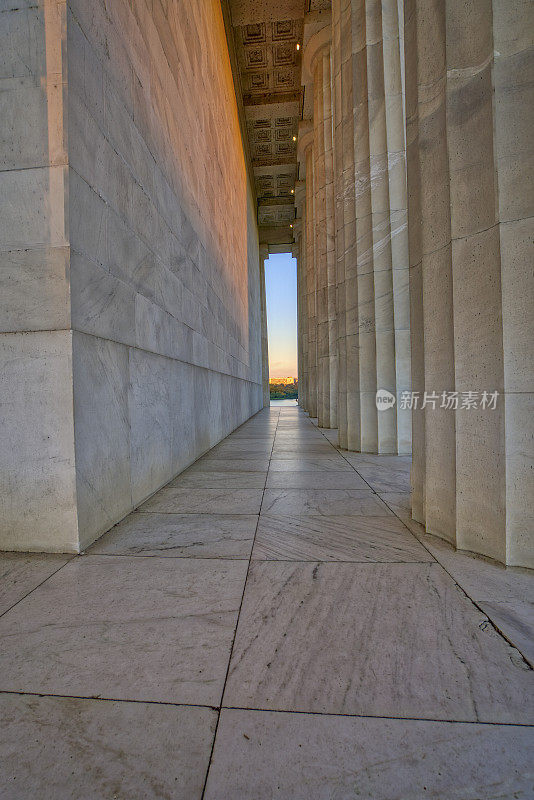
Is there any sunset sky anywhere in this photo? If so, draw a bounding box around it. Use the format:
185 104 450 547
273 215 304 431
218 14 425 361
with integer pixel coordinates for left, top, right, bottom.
265 252 297 379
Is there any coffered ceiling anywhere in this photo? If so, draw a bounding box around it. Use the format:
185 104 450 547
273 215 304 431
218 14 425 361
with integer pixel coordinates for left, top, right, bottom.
223 0 331 246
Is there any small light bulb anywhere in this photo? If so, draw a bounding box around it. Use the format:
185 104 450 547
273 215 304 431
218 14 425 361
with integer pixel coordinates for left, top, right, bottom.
291 188 294 194
296 43 300 51
292 135 297 141
290 223 293 228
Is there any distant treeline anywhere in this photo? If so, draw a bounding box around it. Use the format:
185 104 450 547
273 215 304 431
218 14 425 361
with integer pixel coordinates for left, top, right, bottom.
270 381 298 400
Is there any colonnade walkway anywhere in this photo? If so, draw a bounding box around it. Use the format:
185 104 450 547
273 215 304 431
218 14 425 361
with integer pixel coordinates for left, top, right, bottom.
0 406 533 798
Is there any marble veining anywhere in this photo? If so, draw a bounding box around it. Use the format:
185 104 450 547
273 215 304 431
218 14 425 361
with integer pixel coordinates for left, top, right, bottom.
252 515 434 562
261 489 393 516
224 561 534 722
0 556 248 705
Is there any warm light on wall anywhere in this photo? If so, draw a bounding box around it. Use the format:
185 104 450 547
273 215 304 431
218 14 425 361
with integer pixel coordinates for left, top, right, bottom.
296 43 300 50
291 188 294 194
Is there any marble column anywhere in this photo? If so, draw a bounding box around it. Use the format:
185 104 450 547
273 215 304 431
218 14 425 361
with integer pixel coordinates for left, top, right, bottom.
324 47 338 429
383 0 411 453
313 51 330 427
259 245 270 408
493 0 534 567
366 0 398 453
342 0 362 452
305 143 318 419
352 0 378 453
293 212 306 410
332 0 348 447
406 0 534 567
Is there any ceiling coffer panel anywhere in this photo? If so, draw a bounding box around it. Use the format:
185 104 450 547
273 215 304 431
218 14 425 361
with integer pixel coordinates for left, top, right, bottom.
228 0 307 231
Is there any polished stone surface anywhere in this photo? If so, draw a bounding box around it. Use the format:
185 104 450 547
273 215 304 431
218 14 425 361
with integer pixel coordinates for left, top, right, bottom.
88 513 258 559
261 489 393 516
0 553 72 615
0 555 247 705
169 470 267 488
139 487 263 514
224 560 534 722
252 515 433 562
479 601 534 666
0 694 216 800
205 709 533 800
269 457 353 472
266 470 368 489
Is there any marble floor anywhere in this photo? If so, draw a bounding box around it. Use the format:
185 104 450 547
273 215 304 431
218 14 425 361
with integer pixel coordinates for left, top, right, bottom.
1 406 533 799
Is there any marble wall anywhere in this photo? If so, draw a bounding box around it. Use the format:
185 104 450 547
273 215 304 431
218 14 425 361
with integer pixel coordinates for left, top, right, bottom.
0 0 263 552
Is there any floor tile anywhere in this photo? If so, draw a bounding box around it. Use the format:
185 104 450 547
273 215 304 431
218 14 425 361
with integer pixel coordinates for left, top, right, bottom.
269 458 353 472
188 458 270 473
88 513 258 559
0 553 71 616
261 489 393 516
354 466 411 493
272 446 336 458
0 694 216 800
168 470 266 488
479 601 534 665
345 454 412 469
139 487 263 514
252 515 434 562
206 447 273 461
412 534 534 604
205 709 534 800
223 561 534 721
378 491 412 519
0 555 248 704
266 471 368 489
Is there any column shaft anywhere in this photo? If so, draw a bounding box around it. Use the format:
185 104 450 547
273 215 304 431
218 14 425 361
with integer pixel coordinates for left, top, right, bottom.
313 55 330 427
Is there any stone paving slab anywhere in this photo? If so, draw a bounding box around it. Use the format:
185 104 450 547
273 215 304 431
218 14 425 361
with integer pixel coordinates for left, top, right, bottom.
0 694 216 800
251 515 434 562
205 709 534 800
252 514 434 562
0 555 248 705
261 489 393 516
223 561 534 722
187 457 270 472
0 553 72 616
168 470 267 488
139 487 264 514
268 458 354 472
266 470 369 489
88 513 258 559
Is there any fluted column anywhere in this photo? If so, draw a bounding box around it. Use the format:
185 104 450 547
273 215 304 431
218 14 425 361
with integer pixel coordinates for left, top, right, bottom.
293 212 306 410
352 0 378 452
406 0 533 567
259 244 270 408
313 51 330 427
493 1 534 567
365 0 397 453
332 0 348 446
324 47 338 428
305 143 318 418
383 0 411 453
342 0 362 451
